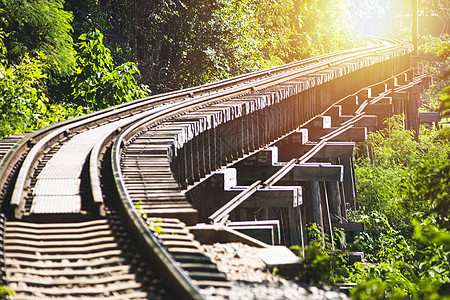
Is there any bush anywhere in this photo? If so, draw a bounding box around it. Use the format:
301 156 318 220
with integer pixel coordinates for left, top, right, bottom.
69 29 150 110
349 115 450 299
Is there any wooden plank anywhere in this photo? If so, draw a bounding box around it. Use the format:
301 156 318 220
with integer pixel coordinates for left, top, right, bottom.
419 112 440 124
340 156 356 209
332 222 365 231
191 186 301 208
280 142 355 160
234 164 343 184
257 246 301 267
305 115 332 129
326 181 342 221
364 103 394 115
308 127 367 142
320 182 334 249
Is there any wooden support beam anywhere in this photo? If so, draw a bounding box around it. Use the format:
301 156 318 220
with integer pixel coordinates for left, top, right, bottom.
363 103 394 115
371 83 387 95
340 156 357 209
275 129 308 147
188 185 301 209
308 127 367 142
392 91 407 116
228 220 281 245
325 105 342 119
339 95 359 115
406 87 420 140
320 182 334 249
326 181 342 222
279 142 355 160
369 97 392 105
419 112 440 124
241 147 278 166
288 206 303 247
234 164 343 184
357 88 371 100
306 181 323 228
305 115 332 129
276 129 309 161
331 115 378 128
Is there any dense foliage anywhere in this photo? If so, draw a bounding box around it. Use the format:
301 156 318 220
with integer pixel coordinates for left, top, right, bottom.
0 0 76 76
93 0 360 93
419 34 450 112
67 29 150 110
0 0 449 298
1 0 363 137
292 117 449 299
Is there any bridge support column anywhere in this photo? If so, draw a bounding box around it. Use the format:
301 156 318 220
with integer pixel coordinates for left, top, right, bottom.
339 156 357 210
305 181 323 229
406 87 420 141
326 181 342 222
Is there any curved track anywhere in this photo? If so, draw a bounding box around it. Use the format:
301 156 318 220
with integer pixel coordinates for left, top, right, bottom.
0 38 413 299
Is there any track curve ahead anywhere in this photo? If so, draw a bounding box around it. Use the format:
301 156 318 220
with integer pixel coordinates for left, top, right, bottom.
0 37 413 299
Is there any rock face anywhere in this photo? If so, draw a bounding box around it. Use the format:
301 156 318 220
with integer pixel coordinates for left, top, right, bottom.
200 242 350 300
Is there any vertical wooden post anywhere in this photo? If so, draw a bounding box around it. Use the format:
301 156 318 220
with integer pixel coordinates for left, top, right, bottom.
407 88 420 141
320 182 334 249
288 206 303 247
340 156 357 209
304 181 324 244
307 181 323 226
326 181 342 221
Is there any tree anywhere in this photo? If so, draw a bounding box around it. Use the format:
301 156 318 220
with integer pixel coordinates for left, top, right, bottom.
69 29 150 110
0 0 76 76
92 0 359 93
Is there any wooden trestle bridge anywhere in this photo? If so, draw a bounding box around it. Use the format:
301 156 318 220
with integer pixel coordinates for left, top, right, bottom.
0 37 433 299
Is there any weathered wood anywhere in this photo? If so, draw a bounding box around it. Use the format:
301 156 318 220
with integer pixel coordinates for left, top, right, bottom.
234 164 343 184
396 72 408 85
242 147 278 166
339 95 359 115
320 182 334 249
287 206 303 247
331 115 378 128
305 181 322 227
275 129 309 161
188 186 302 210
364 103 394 115
357 88 371 100
326 181 342 222
230 225 275 245
279 142 355 160
371 83 387 95
305 115 332 129
209 180 262 224
308 127 367 142
228 220 281 245
407 87 420 141
370 97 392 105
326 105 342 119
340 156 356 209
392 91 407 116
332 222 365 231
419 112 440 124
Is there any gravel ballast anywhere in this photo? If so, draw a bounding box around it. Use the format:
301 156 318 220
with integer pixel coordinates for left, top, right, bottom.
200 242 350 300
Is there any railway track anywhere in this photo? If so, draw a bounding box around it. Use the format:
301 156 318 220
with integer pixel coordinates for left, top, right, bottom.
0 38 421 299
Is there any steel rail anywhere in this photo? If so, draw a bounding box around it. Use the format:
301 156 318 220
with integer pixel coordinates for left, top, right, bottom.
3 39 392 216
0 36 398 181
111 123 206 300
1 37 410 300
109 40 407 299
